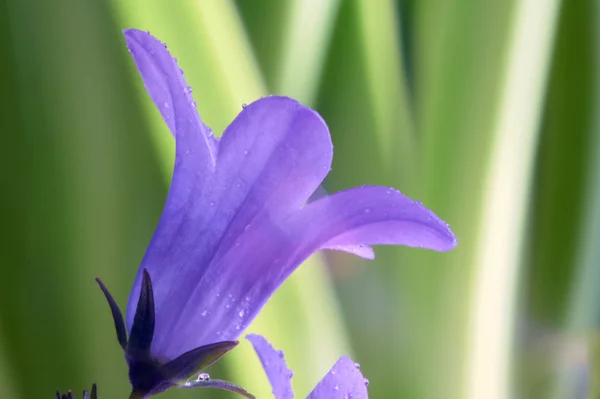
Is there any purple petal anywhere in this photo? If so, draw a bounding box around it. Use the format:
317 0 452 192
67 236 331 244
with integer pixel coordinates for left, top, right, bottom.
126 95 333 360
246 334 294 399
288 186 457 258
306 356 369 399
123 29 218 170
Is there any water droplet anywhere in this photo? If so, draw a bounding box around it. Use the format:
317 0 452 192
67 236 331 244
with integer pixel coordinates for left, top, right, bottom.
288 371 294 378
364 208 371 214
238 309 245 317
244 224 251 231
331 369 336 375
245 296 251 302
235 325 240 330
191 100 197 108
163 102 170 109
416 201 422 206
354 362 360 369
277 350 284 358
225 303 230 309
363 378 369 386
209 201 215 206
201 310 208 317
334 385 339 391
242 103 248 109
243 150 249 155
197 373 210 381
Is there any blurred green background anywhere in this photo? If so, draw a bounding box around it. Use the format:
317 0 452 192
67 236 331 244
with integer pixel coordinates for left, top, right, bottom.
0 0 597 398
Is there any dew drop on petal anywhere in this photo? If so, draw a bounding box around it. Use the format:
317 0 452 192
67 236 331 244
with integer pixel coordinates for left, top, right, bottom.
277 350 284 358
364 208 371 214
334 385 339 391
331 369 336 375
244 224 251 232
354 362 360 369
163 102 170 109
238 309 245 317
197 373 210 381
201 310 208 317
363 378 370 387
242 103 247 109
209 201 215 206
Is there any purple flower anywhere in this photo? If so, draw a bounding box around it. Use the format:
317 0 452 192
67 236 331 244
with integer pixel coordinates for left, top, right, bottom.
95 29 456 398
247 334 369 399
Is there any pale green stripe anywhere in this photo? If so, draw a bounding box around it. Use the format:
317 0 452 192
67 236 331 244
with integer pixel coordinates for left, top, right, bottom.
464 1 561 398
355 0 415 179
272 0 341 105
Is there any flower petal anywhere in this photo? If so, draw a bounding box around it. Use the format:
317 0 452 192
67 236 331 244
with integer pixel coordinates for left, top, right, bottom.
123 29 217 170
214 96 332 221
306 356 368 399
289 186 457 257
126 96 333 360
246 334 294 399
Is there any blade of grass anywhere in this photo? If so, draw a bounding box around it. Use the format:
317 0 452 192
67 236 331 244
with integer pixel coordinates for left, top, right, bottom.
555 1 600 398
235 0 341 105
1 1 163 398
355 0 415 178
465 1 561 398
397 0 518 397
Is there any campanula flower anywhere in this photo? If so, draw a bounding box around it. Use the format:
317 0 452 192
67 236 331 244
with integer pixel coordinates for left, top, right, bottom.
95 29 457 398
247 334 369 399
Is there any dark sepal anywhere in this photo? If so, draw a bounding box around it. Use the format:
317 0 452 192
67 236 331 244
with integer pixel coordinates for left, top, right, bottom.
87 383 98 399
128 269 155 355
55 384 97 399
162 340 238 383
95 277 128 350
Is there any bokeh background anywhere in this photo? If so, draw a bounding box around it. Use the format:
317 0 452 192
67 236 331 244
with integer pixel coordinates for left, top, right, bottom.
0 0 597 398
